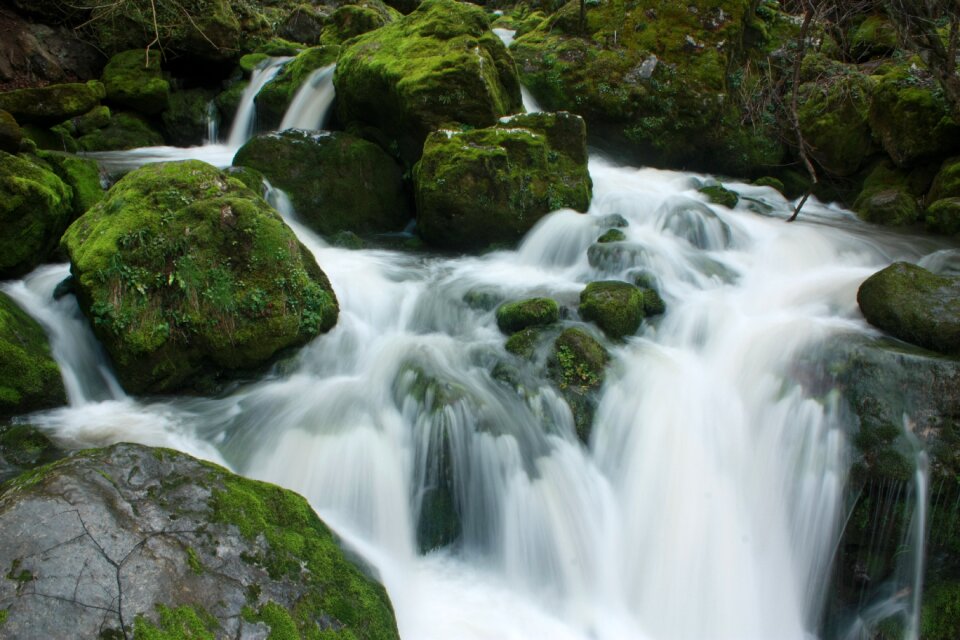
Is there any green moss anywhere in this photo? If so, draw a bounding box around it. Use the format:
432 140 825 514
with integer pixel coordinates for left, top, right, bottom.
0 109 23 153
548 327 608 442
496 298 559 334
921 581 960 640
133 604 219 639
797 71 875 176
256 38 304 56
320 0 401 45
101 50 170 115
0 81 105 126
853 162 921 226
597 229 626 243
162 89 217 147
753 176 784 194
849 15 898 61
77 112 165 152
61 160 338 394
35 151 104 215
579 280 645 339
0 609 7 625
254 46 340 130
0 423 61 471
240 53 270 74
929 156 960 202
186 547 204 575
334 0 522 166
926 198 960 236
698 184 739 208
504 327 542 359
0 151 74 278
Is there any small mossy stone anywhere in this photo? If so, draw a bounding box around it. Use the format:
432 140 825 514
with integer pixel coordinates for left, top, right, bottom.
0 292 67 418
850 15 898 61
548 327 608 442
579 280 645 339
857 262 960 355
66 105 112 136
753 176 785 194
239 53 271 74
698 184 739 208
101 50 170 116
496 298 559 334
597 229 626 243
505 327 542 359
0 81 105 126
854 161 921 226
234 129 411 236
320 0 400 45
929 157 960 203
330 230 365 249
61 159 339 394
280 4 330 45
256 38 304 56
926 198 960 236
0 110 22 153
0 151 74 278
642 288 666 316
76 112 165 152
22 123 79 153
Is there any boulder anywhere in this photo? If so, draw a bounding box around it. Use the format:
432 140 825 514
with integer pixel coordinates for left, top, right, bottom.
254 46 340 130
853 161 921 226
929 156 960 203
849 15 898 61
279 4 330 45
76 111 165 151
495 297 559 334
414 111 591 251
926 198 960 236
579 280 646 339
0 292 66 418
320 0 401 45
0 81 105 126
0 443 400 639
698 184 739 208
234 129 411 236
547 327 608 442
797 71 875 176
35 150 104 216
61 159 339 394
0 109 22 153
0 151 74 278
857 262 960 355
334 0 522 165
101 49 170 115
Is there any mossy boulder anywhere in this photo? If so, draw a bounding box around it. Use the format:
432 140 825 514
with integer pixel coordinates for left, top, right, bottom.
597 228 626 243
929 156 960 203
320 0 401 45
857 262 960 355
869 66 960 168
0 151 75 278
334 0 522 165
579 280 647 339
162 88 217 146
414 111 591 251
0 81 105 126
0 292 66 418
35 151 104 216
0 110 23 153
926 198 960 236
510 0 783 175
797 71 875 176
61 159 339 395
548 327 608 442
496 297 559 334
58 105 112 137
280 4 330 45
254 46 340 131
234 129 411 236
849 15 898 61
698 184 739 208
0 443 400 639
853 161 921 226
76 112 165 152
101 50 170 116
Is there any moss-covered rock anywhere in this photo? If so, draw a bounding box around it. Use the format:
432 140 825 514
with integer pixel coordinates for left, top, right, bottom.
254 46 340 131
0 292 66 419
0 423 65 485
234 129 411 236
869 65 960 168
753 175 785 194
334 0 522 165
926 198 960 236
0 81 105 126
698 184 739 208
320 0 401 45
0 443 400 639
76 112 165 152
849 15 898 61
0 110 22 153
59 105 112 137
162 88 217 147
597 228 626 243
101 50 170 116
280 4 330 45
0 151 74 278
579 280 646 339
857 262 960 355
853 161 921 226
548 327 608 442
496 297 559 334
61 159 339 394
797 71 875 176
929 156 960 203
35 151 104 216
504 326 543 359
414 111 591 251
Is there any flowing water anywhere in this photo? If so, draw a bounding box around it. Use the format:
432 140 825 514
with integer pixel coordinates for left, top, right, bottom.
280 64 337 131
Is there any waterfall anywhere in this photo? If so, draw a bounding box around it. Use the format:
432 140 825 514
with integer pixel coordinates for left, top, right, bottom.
226 56 291 148
279 64 337 131
493 28 542 113
204 99 219 144
7 158 945 639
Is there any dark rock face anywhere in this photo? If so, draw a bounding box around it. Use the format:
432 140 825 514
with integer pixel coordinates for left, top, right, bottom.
0 443 400 639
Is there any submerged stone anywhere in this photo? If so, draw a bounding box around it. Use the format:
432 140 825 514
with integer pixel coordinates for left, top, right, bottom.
579 281 646 340
0 292 66 419
61 159 339 395
698 184 739 208
496 297 560 334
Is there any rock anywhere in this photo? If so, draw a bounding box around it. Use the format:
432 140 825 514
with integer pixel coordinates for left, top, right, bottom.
35 150 104 216
797 71 875 176
0 292 66 419
0 10 103 89
505 327 543 359
0 151 74 278
869 66 960 168
59 105 111 136
161 88 216 146
857 262 960 355
753 176 785 194
597 228 626 243
849 15 898 61
76 111 165 151
547 327 608 442
0 109 21 152
0 80 105 126
61 159 339 394
0 443 400 639
254 46 339 131
334 0 522 165
579 280 646 339
698 184 739 208
280 4 330 45
853 161 921 226
926 198 960 236
101 50 170 115
234 129 411 236
414 111 591 251
0 423 64 485
495 298 559 334
929 156 960 203
320 0 401 45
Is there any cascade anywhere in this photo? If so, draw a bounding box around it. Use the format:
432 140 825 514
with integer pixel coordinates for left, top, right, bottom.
279 64 337 131
6 156 947 639
204 99 219 144
493 28 542 113
226 56 292 148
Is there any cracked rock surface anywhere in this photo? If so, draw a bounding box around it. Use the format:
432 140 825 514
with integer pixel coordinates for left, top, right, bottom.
0 442 399 639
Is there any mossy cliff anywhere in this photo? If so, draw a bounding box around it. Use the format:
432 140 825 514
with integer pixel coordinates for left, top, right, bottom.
61 159 339 395
334 0 523 166
0 443 400 639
